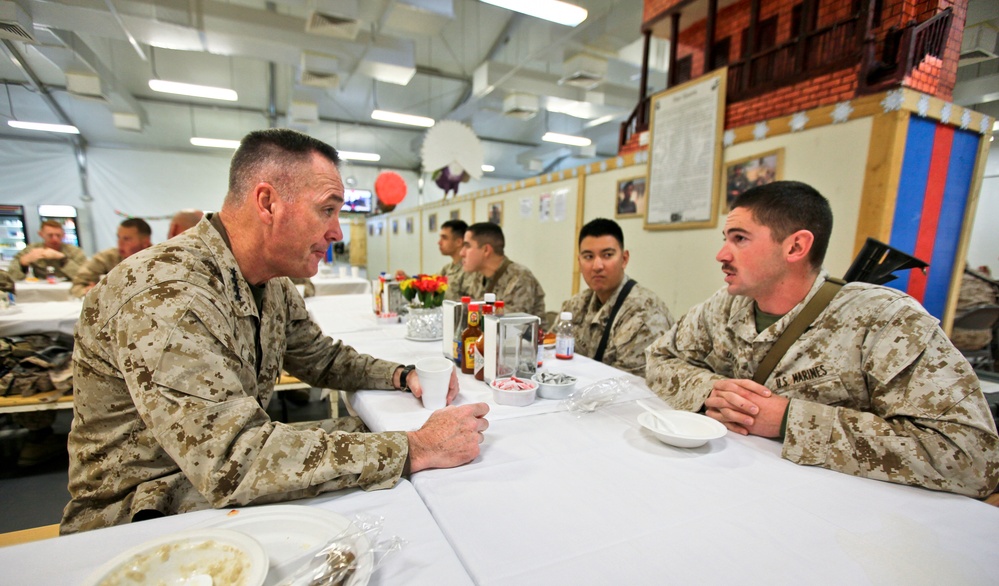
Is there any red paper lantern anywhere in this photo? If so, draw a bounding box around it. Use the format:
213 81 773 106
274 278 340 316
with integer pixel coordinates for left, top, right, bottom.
374 172 407 206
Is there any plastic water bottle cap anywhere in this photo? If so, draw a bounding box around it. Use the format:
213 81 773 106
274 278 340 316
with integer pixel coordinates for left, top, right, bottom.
560 311 572 321
484 293 496 302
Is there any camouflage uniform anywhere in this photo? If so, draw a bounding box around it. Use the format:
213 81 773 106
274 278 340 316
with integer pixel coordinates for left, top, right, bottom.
476 258 546 321
62 216 409 534
7 242 87 281
561 277 674 376
70 248 122 298
646 271 999 497
441 259 478 301
950 269 998 350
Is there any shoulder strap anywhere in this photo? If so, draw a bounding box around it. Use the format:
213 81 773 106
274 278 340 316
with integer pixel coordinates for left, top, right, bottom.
593 279 637 363
752 278 844 386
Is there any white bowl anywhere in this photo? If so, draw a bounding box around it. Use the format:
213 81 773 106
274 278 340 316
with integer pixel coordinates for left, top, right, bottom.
638 410 727 448
532 373 577 400
490 377 537 406
84 528 268 586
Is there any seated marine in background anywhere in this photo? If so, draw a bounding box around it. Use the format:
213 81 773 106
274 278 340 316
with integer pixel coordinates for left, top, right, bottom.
561 218 673 376
7 220 87 281
645 180 999 497
70 218 153 297
63 128 488 534
460 222 546 321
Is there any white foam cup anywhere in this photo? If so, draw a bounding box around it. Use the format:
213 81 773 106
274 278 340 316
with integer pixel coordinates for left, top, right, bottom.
416 357 453 410
351 266 361 278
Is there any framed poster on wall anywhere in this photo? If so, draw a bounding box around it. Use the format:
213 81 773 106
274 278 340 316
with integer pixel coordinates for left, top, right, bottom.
645 68 726 231
722 149 784 213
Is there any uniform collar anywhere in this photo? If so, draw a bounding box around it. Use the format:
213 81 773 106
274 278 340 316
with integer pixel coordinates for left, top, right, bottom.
195 213 258 318
730 269 828 343
583 275 631 324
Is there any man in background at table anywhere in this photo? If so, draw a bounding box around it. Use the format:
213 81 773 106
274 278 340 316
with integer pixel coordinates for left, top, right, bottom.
561 218 673 376
645 181 999 498
70 218 152 298
395 219 478 300
63 128 489 534
461 222 546 321
6 220 86 281
167 209 204 239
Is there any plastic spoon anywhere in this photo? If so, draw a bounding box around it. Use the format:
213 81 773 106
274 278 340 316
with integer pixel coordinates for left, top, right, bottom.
637 400 679 434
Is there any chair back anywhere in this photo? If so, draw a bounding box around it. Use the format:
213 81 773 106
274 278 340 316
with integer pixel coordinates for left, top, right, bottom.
952 305 999 331
843 237 929 284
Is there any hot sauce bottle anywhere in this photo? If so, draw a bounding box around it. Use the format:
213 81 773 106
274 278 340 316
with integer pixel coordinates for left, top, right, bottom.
461 303 481 375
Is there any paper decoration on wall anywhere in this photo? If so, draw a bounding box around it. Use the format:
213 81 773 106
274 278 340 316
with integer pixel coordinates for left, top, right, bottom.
374 171 407 206
421 120 484 197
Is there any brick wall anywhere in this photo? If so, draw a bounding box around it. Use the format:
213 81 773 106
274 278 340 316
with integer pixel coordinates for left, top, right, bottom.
642 0 966 128
726 66 860 128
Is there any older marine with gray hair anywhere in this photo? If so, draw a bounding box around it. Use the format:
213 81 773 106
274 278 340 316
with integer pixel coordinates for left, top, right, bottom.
63 129 489 534
646 181 999 497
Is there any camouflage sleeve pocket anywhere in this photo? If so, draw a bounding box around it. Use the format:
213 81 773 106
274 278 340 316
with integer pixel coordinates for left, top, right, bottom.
150 307 250 403
862 303 937 386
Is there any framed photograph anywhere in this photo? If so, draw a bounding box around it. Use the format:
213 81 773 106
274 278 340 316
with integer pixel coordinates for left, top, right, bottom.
428 213 438 232
368 224 374 236
487 201 503 226
722 149 784 213
405 217 414 234
449 209 460 220
392 219 398 235
376 222 383 236
645 68 726 231
615 177 647 218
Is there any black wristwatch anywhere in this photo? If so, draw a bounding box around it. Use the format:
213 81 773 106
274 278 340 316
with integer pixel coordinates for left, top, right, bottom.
399 364 417 392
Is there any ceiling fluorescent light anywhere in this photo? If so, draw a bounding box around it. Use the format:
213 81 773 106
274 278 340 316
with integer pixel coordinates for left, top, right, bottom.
149 80 238 101
481 164 495 172
8 120 80 134
339 150 381 162
542 131 591 146
480 0 587 27
371 109 435 128
190 137 241 149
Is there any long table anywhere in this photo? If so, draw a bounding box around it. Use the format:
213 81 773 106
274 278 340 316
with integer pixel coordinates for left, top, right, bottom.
309 296 999 584
0 480 471 585
3 294 997 584
0 300 82 337
12 281 73 303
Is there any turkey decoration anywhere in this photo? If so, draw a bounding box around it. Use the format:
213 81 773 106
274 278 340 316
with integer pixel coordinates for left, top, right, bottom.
421 121 484 197
374 171 407 211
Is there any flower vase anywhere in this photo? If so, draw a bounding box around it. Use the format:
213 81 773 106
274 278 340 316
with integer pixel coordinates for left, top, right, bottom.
406 305 444 340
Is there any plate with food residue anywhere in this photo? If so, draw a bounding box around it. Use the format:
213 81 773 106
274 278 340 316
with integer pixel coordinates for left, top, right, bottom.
84 528 268 586
208 505 373 586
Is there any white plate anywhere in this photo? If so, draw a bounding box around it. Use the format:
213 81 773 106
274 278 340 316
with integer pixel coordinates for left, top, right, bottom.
84 528 268 586
404 334 443 342
208 505 373 586
638 410 727 448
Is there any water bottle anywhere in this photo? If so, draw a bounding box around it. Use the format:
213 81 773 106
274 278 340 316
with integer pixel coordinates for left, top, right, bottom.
555 311 574 360
46 266 57 284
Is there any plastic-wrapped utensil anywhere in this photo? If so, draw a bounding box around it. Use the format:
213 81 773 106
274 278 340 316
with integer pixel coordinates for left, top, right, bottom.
562 377 631 414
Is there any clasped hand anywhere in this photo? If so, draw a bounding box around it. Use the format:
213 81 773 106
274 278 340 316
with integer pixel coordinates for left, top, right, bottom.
703 379 788 438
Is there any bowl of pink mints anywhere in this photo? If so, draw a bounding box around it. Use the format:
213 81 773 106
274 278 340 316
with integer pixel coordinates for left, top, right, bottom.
489 376 538 407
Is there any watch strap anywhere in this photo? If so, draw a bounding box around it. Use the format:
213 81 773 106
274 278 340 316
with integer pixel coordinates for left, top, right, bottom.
400 364 417 392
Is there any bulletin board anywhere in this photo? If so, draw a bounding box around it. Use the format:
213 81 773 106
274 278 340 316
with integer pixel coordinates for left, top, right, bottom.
645 68 726 231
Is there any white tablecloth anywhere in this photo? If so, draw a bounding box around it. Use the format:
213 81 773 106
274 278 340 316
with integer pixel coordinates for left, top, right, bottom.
12 281 73 303
311 276 371 296
0 300 82 337
0 481 472 586
405 400 999 584
315 294 999 585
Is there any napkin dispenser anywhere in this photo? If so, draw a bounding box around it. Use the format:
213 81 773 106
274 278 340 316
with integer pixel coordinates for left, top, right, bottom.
483 313 540 383
374 281 407 315
442 299 460 359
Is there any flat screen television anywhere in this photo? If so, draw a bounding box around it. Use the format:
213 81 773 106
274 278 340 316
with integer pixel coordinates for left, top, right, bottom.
343 188 373 213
